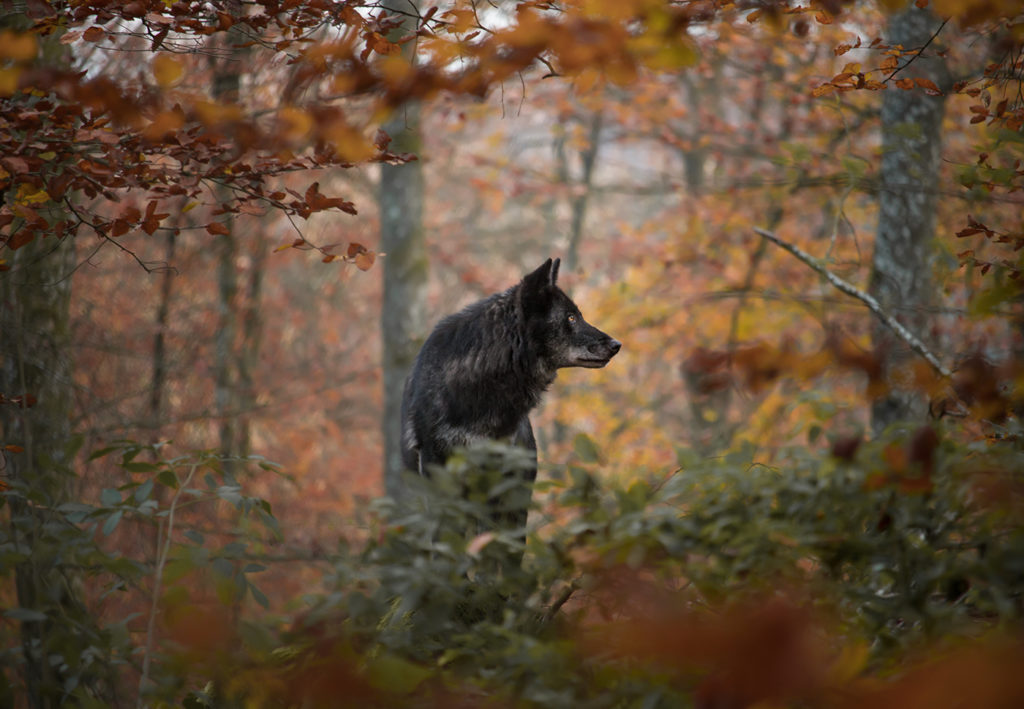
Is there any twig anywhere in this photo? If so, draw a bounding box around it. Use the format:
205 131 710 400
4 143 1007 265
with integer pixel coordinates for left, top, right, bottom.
542 581 579 626
754 228 951 378
884 18 949 84
138 463 198 707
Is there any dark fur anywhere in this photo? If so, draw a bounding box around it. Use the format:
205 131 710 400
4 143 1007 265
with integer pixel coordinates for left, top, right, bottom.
400 258 621 526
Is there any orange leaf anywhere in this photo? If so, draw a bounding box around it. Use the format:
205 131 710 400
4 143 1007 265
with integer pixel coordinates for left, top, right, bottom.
152 54 184 88
206 221 230 236
83 26 105 42
914 76 942 94
355 250 375 271
0 30 37 61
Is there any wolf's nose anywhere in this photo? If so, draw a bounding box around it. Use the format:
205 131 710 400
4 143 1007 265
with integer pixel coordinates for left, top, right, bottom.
609 339 622 355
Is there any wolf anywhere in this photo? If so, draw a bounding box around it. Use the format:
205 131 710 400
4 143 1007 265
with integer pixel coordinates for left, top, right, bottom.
400 258 621 528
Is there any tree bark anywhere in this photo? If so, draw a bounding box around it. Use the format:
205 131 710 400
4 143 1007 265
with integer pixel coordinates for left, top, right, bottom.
0 15 87 707
209 5 249 470
869 4 950 434
380 0 428 500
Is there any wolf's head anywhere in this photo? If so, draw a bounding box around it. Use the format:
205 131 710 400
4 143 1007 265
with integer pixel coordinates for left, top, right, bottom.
519 258 622 370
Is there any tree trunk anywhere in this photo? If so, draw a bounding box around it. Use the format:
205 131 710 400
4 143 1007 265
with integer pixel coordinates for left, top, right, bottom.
869 4 950 434
565 110 603 272
210 6 248 470
380 0 428 500
0 15 91 706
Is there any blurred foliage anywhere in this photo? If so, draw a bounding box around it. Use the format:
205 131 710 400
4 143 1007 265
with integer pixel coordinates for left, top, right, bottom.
29 431 1007 708
0 443 282 706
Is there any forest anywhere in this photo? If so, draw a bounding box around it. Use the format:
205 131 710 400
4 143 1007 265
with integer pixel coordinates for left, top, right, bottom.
1 0 1023 706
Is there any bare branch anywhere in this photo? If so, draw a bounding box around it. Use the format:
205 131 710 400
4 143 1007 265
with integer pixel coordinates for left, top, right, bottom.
884 18 949 84
754 227 951 378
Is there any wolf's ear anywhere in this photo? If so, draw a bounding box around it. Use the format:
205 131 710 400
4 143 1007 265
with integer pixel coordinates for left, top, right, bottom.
520 258 556 315
522 258 554 295
549 258 560 287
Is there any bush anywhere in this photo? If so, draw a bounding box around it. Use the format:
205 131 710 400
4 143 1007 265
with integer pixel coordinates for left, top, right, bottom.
4 426 1023 707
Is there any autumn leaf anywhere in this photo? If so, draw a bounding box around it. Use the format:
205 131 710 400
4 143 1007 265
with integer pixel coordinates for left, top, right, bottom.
6 229 35 250
206 222 230 236
152 54 184 88
914 76 943 95
140 200 170 235
0 30 37 61
0 67 20 97
82 26 105 42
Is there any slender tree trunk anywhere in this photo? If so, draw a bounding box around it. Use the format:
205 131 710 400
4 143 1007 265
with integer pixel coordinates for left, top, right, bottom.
869 4 950 434
149 231 177 434
380 0 428 499
210 6 247 469
237 231 266 460
566 110 603 272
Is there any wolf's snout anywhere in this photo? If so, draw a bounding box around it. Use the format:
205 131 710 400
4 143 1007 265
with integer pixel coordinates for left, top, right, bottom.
608 339 622 356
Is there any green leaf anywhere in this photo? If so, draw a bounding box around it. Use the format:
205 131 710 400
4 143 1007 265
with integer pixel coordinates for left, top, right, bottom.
249 583 269 609
573 433 601 463
157 469 178 489
134 479 154 503
123 461 162 473
100 488 121 507
366 654 432 694
102 509 123 536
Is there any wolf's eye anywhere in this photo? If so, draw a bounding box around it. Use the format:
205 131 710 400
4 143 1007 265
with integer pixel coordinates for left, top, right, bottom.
568 314 577 324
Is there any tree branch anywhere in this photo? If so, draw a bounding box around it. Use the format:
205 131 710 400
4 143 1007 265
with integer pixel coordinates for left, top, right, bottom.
884 18 949 84
754 228 951 378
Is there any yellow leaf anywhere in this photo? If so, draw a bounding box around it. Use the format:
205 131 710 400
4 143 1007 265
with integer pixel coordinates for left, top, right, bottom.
828 641 869 684
194 100 242 126
0 67 21 97
152 54 184 88
15 184 50 205
278 106 313 141
0 31 37 61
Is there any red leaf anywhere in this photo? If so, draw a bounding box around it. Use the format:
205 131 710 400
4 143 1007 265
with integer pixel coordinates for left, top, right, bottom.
206 221 230 236
111 219 131 237
7 228 35 250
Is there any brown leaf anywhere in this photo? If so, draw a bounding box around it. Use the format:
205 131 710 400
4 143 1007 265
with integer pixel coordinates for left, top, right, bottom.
83 26 105 42
206 221 230 236
7 228 35 250
355 250 375 271
914 76 943 95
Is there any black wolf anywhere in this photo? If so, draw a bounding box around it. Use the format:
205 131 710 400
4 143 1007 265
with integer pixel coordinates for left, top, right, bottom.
400 258 621 528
